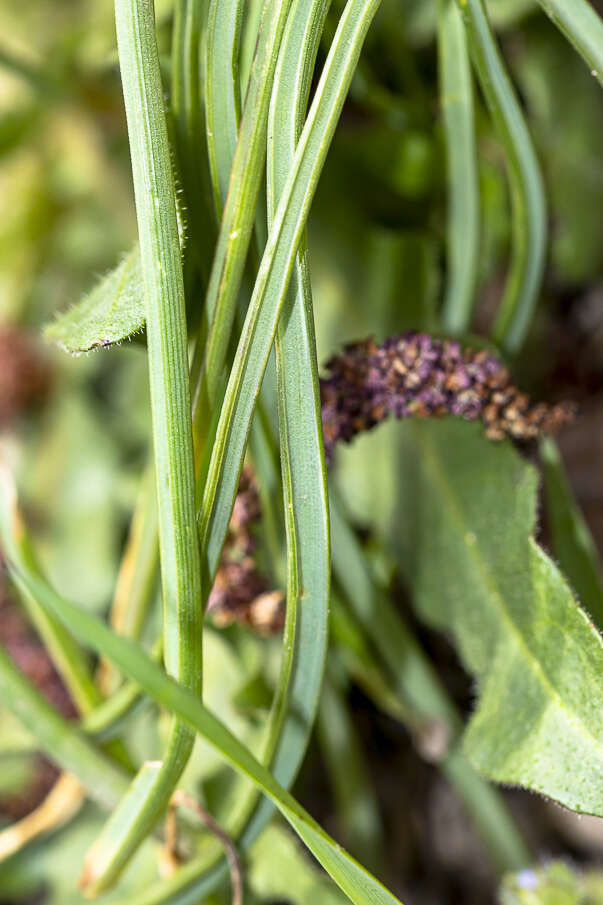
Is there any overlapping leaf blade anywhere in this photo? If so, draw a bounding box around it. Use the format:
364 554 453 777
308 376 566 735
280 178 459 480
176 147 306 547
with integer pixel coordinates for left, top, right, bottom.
7 562 403 905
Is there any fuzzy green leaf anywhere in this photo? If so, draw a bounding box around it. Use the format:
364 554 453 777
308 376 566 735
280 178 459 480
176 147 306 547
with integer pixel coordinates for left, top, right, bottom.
394 419 603 816
44 248 145 354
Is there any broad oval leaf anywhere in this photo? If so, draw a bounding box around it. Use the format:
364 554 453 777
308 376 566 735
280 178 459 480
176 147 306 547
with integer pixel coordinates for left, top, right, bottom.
394 419 603 816
44 248 145 354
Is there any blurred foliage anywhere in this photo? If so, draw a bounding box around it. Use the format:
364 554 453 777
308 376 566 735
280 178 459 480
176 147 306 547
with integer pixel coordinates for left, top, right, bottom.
500 862 603 905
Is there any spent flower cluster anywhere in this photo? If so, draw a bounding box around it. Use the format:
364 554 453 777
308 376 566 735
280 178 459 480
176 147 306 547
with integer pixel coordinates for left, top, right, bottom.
208 332 574 629
206 467 284 634
320 332 574 462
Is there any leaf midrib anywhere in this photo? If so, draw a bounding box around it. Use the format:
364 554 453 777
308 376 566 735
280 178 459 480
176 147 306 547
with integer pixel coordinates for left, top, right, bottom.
410 423 603 759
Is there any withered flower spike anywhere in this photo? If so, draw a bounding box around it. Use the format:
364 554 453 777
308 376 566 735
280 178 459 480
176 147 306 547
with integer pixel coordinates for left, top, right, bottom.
206 466 285 635
319 331 574 463
209 333 574 633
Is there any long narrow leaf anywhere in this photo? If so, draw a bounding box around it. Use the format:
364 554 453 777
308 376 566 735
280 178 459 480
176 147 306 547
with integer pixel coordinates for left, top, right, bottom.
536 0 603 87
437 0 479 334
205 0 243 215
9 566 403 905
263 0 331 815
458 0 547 353
0 644 129 812
135 6 332 900
196 0 292 424
83 0 204 890
199 0 382 588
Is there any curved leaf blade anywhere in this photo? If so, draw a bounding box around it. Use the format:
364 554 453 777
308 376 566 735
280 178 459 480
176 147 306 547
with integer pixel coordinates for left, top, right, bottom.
458 0 547 353
8 566 404 905
264 0 331 804
437 0 480 334
536 0 603 88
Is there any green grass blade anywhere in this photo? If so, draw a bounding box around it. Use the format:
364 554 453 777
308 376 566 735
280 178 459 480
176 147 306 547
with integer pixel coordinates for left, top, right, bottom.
264 0 330 807
82 0 204 889
540 437 603 631
0 643 129 812
127 8 330 897
116 0 201 698
0 465 101 717
197 0 292 422
171 0 215 279
458 0 547 353
200 0 382 587
8 567 403 905
205 0 243 215
81 762 163 889
437 0 480 334
536 0 603 87
239 0 265 96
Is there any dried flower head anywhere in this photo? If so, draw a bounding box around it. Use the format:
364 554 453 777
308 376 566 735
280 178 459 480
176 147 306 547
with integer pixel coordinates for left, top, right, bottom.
320 332 574 462
206 467 284 634
0 327 51 425
209 333 574 633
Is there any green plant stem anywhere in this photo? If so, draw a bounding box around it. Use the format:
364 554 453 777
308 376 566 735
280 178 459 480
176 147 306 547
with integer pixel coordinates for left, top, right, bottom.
89 1 380 898
171 0 215 280
457 0 547 354
128 6 331 900
437 0 479 334
535 0 603 87
82 0 203 891
262 0 331 817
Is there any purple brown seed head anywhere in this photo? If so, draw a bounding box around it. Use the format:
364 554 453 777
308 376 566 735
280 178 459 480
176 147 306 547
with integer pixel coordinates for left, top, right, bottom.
0 326 51 426
206 466 285 635
319 332 574 463
209 333 574 633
